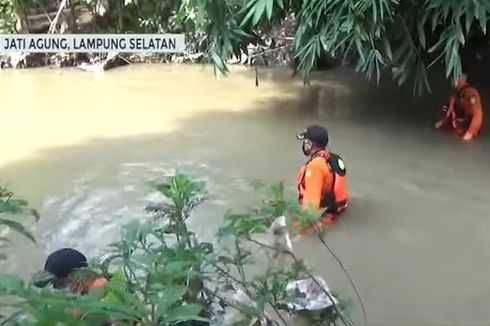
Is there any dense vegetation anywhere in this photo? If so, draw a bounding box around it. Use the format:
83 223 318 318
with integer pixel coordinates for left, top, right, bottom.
0 174 359 326
1 0 489 94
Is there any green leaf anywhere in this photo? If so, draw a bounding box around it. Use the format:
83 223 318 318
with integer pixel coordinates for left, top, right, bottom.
231 28 251 39
253 0 268 25
478 5 487 33
0 218 35 243
30 209 40 222
0 274 25 294
256 295 268 313
276 0 284 10
240 1 258 27
265 0 273 20
166 303 205 322
0 201 24 215
159 285 187 305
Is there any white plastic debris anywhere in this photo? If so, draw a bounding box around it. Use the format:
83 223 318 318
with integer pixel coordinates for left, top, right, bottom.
270 215 293 252
286 276 339 311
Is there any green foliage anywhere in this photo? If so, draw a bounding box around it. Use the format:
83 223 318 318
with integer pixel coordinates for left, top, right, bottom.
5 0 490 93
0 0 17 33
235 0 490 94
0 174 352 326
0 186 39 254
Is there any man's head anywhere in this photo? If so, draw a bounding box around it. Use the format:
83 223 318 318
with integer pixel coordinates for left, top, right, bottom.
31 248 88 289
296 125 329 156
454 74 468 90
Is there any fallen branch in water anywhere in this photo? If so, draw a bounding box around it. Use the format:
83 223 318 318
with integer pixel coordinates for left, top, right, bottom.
77 52 130 72
249 45 291 60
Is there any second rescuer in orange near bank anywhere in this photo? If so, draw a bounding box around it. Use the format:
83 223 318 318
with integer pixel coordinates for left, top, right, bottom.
435 74 483 141
295 125 349 235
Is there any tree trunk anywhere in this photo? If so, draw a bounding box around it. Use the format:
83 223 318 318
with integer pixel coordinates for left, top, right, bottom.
69 0 77 32
13 0 29 32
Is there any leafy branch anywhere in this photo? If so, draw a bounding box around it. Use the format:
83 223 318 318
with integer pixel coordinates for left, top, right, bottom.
0 173 357 326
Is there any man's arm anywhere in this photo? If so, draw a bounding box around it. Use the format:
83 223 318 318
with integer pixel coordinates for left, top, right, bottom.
435 96 456 128
462 89 483 140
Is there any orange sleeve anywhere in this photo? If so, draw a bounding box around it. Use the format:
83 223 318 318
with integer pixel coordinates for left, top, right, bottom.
465 89 483 135
91 277 109 289
301 161 325 211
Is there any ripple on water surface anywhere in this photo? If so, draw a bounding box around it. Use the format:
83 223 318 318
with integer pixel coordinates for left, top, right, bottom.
35 160 230 259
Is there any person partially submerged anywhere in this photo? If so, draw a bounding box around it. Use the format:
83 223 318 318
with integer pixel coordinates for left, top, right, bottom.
435 74 484 141
31 248 119 325
30 249 204 326
295 125 349 235
31 247 108 293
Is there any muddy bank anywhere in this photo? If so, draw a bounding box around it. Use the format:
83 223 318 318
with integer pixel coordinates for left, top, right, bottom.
0 51 207 70
0 44 297 72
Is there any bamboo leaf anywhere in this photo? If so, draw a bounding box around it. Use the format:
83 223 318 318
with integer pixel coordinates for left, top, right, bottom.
276 0 284 10
240 0 258 26
428 28 449 53
265 0 273 20
230 28 251 40
478 5 487 33
372 0 378 24
355 39 366 63
252 0 267 25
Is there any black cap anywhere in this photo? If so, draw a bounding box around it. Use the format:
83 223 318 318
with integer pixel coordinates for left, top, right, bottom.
31 248 88 288
296 125 329 147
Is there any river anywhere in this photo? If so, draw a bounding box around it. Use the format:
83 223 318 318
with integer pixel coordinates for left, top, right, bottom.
1 64 490 325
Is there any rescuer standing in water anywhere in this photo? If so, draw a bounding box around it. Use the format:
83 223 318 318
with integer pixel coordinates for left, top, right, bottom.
295 125 349 235
435 74 484 141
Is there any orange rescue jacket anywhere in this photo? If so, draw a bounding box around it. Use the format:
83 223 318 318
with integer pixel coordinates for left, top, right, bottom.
297 149 348 214
447 84 483 136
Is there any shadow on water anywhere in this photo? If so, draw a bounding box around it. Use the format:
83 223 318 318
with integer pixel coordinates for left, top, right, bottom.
0 64 490 325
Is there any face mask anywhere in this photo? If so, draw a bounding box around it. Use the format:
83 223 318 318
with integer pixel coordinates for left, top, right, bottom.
301 140 311 156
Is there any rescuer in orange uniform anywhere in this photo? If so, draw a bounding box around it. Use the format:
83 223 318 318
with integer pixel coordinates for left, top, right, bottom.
295 125 348 235
31 248 139 326
435 74 483 141
32 248 108 292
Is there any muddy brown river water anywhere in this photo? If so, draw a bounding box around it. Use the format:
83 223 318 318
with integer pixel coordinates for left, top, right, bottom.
1 64 489 325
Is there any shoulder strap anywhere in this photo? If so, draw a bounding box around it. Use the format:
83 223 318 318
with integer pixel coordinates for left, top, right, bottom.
327 153 347 176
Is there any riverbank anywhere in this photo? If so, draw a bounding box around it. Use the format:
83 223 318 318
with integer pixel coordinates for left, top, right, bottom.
0 52 206 71
0 41 294 72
